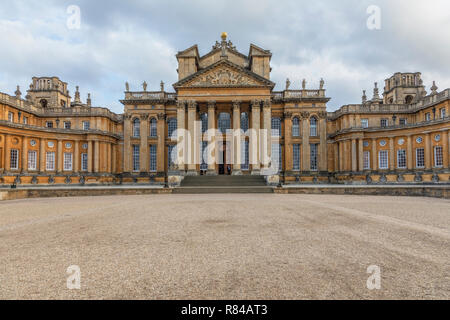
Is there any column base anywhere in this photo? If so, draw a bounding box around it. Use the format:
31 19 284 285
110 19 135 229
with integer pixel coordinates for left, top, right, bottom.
251 169 261 176
232 170 242 176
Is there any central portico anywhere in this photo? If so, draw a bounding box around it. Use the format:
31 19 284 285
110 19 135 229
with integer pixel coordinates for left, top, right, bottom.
120 33 329 184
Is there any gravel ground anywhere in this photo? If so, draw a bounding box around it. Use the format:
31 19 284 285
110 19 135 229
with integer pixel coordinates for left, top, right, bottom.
0 194 449 300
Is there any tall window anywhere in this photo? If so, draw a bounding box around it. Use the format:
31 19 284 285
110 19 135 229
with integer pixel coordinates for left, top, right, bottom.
397 149 406 169
361 119 369 128
28 151 37 170
10 149 19 170
168 118 177 138
292 117 300 137
434 146 443 167
64 153 73 171
8 112 14 122
310 117 318 137
81 153 88 171
149 145 157 172
378 150 389 169
271 117 281 137
200 141 208 171
399 118 407 125
240 112 249 133
440 108 446 119
64 121 71 129
200 113 208 134
168 145 176 168
380 119 388 128
416 148 425 168
132 145 140 172
23 117 28 125
46 152 55 171
218 113 231 134
133 118 140 137
363 151 370 170
150 118 157 137
310 144 318 171
271 143 282 172
293 144 300 171
241 140 249 171
425 113 431 121
82 121 90 130
46 121 53 128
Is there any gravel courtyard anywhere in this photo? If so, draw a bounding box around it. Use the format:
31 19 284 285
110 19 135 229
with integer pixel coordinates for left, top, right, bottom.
0 194 449 300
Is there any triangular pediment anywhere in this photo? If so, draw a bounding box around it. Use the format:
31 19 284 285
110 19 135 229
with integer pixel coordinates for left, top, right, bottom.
173 59 274 89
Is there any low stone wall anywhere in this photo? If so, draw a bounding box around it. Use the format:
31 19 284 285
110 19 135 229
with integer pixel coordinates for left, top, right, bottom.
275 186 450 199
0 187 172 201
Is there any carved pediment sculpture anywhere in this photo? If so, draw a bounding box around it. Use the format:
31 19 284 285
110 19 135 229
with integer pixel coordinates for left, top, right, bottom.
188 67 261 87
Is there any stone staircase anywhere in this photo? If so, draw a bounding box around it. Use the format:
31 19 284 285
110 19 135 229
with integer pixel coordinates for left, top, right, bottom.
173 175 274 194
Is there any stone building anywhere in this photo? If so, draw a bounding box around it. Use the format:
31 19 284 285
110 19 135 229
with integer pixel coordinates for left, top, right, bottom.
0 33 449 186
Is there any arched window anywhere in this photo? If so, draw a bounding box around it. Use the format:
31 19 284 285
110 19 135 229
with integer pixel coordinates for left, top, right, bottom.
292 117 300 137
271 117 281 137
405 95 414 104
218 113 231 134
40 99 48 108
200 113 208 134
132 118 140 137
240 112 249 132
150 118 157 137
167 118 177 138
310 117 318 137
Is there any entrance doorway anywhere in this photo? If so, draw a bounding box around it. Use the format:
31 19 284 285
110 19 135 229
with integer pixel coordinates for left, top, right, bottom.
218 142 231 175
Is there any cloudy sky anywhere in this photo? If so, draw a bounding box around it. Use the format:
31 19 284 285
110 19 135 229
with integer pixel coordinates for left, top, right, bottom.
1 0 449 112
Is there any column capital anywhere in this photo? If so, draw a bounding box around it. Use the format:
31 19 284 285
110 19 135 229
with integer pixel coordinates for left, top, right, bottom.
251 99 261 109
207 100 216 109
140 113 150 120
177 100 186 110
232 100 242 110
283 111 293 119
318 111 328 119
124 114 132 120
188 100 197 110
157 113 166 121
263 99 271 109
300 111 310 119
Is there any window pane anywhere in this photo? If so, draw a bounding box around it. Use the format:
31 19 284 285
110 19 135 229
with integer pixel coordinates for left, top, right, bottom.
150 145 157 172
310 144 318 171
28 151 37 170
363 151 370 170
271 118 281 137
241 140 249 171
150 118 157 137
218 113 231 134
416 148 425 168
397 149 406 169
292 118 300 137
46 152 55 171
240 113 249 133
133 118 140 137
133 145 140 171
310 117 318 136
168 118 177 138
10 149 19 170
293 144 300 171
81 153 88 171
379 150 389 169
434 146 443 167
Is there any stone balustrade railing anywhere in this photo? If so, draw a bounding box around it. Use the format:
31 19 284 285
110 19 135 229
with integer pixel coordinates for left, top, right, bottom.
329 89 450 119
124 91 177 101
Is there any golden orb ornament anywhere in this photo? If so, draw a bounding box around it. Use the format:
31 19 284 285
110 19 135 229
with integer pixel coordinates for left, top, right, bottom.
221 32 228 40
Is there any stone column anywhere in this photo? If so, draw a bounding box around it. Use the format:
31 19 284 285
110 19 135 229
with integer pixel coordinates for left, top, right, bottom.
94 140 100 173
157 113 166 173
425 133 431 169
351 139 357 172
262 100 272 170
177 101 186 172
22 137 28 172
250 100 261 174
443 130 449 168
123 114 132 172
207 101 216 175
338 141 344 172
372 138 377 171
407 135 413 170
112 144 117 174
4 134 10 171
140 114 149 172
57 139 63 173
358 139 364 172
389 137 395 170
39 138 45 173
333 142 339 172
301 112 310 171
232 100 242 174
88 140 93 173
319 112 328 171
74 140 80 172
284 112 293 172
107 143 112 173
187 101 198 174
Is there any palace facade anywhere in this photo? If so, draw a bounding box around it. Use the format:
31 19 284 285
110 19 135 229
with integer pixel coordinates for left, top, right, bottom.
0 34 449 186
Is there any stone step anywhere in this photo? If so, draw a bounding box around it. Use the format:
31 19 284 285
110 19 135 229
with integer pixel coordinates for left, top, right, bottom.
180 175 267 187
173 186 274 194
